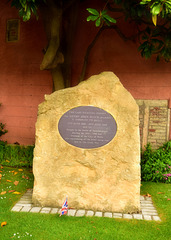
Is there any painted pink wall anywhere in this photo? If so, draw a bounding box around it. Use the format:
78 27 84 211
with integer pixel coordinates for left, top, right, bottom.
0 0 170 145
71 0 171 139
0 1 52 145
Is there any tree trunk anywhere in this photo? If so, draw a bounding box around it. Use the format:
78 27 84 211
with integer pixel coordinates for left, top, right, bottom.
62 1 79 88
40 0 65 91
52 65 65 91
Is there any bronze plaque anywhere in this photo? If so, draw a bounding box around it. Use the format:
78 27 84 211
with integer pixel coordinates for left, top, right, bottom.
58 106 117 149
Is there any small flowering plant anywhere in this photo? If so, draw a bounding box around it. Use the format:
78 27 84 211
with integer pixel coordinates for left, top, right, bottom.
141 141 171 183
163 165 171 183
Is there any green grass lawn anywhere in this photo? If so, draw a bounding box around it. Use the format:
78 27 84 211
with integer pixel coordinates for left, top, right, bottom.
0 166 171 240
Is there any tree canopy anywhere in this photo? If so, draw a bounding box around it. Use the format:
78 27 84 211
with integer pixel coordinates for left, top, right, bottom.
9 0 171 89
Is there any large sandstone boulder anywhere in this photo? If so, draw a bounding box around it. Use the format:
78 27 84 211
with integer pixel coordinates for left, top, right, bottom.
32 72 140 213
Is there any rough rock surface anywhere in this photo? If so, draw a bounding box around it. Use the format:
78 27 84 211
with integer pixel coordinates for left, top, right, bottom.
32 72 140 213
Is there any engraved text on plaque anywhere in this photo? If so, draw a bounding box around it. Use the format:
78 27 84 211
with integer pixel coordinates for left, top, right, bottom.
58 106 117 149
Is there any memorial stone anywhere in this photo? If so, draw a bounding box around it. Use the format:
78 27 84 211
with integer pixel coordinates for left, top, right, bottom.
32 72 140 213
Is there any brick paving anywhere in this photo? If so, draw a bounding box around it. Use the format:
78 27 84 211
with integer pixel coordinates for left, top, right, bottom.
11 189 161 221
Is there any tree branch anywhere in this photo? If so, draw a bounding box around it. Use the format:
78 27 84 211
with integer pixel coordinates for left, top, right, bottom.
79 27 105 82
79 25 138 82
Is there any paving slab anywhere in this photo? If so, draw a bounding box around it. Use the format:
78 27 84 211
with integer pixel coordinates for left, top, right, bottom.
16 203 32 207
113 213 123 218
17 201 32 204
142 209 157 213
75 210 85 217
141 204 154 207
123 214 133 219
94 211 103 217
104 212 113 218
86 210 94 217
141 206 156 209
50 208 59 214
30 207 42 213
142 211 158 216
11 205 23 212
143 215 152 221
20 206 32 212
133 214 143 220
40 207 52 214
146 197 152 201
68 209 76 216
20 196 32 200
141 201 153 204
140 196 145 200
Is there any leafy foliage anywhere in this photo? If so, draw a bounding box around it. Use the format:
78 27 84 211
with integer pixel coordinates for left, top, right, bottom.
9 0 46 21
0 104 8 137
138 0 171 60
141 141 171 183
87 0 171 62
0 123 8 138
9 0 171 68
87 8 116 27
0 142 34 167
140 0 171 25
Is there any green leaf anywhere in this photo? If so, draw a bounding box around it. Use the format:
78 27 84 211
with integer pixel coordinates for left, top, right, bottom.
103 14 116 23
152 14 157 25
95 18 101 27
30 1 38 15
86 8 99 16
22 7 31 21
151 4 162 15
138 41 148 51
102 18 110 26
20 1 27 9
101 10 107 15
19 8 24 17
165 2 171 12
140 0 151 5
166 0 171 7
87 15 99 22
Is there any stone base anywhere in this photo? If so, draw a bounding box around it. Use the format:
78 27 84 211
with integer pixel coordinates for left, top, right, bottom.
12 190 161 221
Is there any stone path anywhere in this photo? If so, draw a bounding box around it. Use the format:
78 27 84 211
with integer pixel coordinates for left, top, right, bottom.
11 189 161 221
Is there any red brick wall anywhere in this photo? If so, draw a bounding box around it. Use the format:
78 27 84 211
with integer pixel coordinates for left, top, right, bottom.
137 100 170 149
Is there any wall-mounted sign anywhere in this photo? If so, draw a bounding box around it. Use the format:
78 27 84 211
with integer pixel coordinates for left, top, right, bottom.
6 19 20 42
58 106 117 149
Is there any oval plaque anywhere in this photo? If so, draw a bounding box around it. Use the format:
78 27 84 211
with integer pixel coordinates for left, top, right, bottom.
58 106 117 149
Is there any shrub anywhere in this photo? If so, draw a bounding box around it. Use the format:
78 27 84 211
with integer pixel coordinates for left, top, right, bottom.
0 142 34 168
0 103 8 137
0 123 8 136
141 141 171 183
